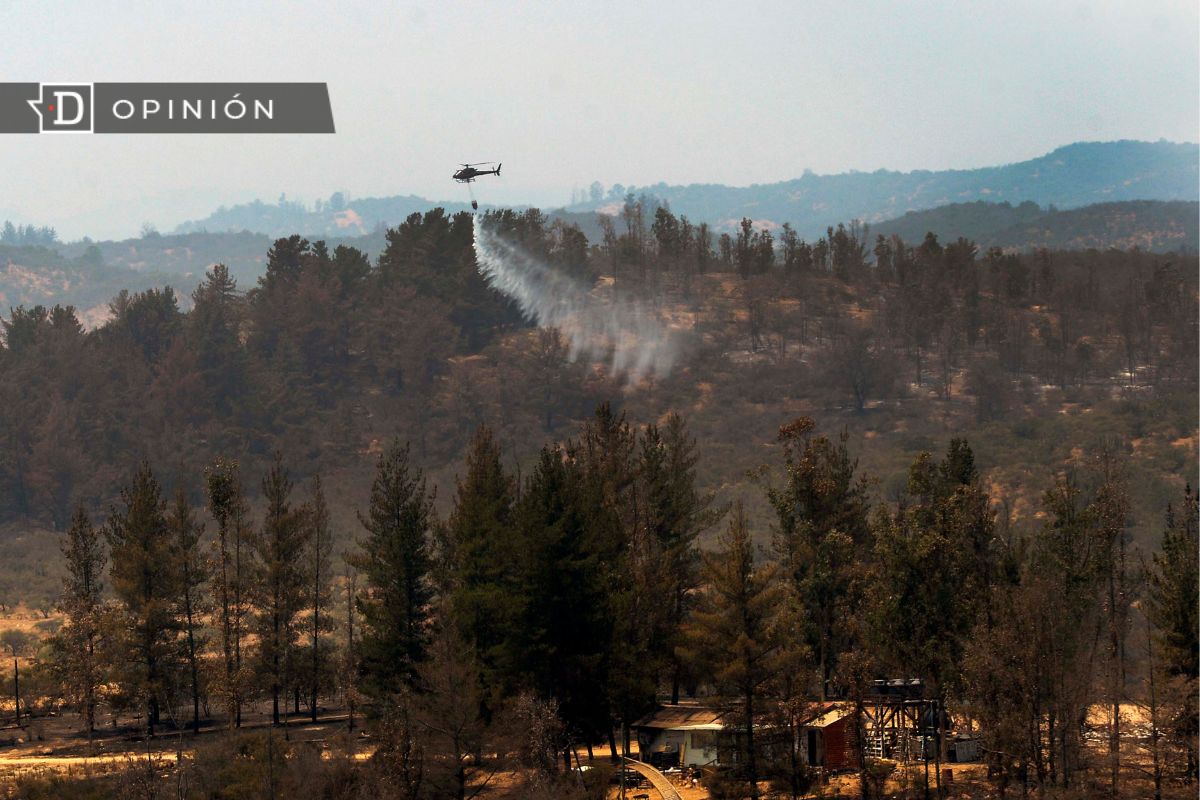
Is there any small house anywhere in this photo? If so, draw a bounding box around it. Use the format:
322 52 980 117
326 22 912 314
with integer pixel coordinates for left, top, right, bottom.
634 701 864 773
632 705 727 768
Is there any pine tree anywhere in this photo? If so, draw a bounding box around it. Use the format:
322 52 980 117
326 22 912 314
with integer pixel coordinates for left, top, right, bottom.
1148 484 1200 681
1091 451 1132 797
575 402 636 516
354 439 435 702
1035 478 1104 789
962 570 1041 793
415 606 489 800
869 441 996 795
344 565 360 732
508 444 614 756
205 457 251 728
168 486 208 733
106 462 180 736
189 264 246 413
48 505 108 741
768 417 870 698
641 412 717 703
251 454 309 726
305 474 336 721
1147 484 1199 780
683 502 785 800
606 514 671 757
443 426 516 705
568 403 636 748
966 476 1104 793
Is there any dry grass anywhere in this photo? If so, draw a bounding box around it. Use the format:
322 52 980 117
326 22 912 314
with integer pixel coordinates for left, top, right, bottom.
0 605 62 634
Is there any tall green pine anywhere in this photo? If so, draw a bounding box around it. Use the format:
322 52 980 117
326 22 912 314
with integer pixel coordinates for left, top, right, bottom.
251 454 308 726
1147 484 1199 780
50 505 107 740
205 457 250 728
1148 483 1199 681
305 474 336 721
355 439 435 702
682 502 785 800
443 426 517 706
641 412 716 703
106 462 180 736
168 486 208 733
768 418 871 698
510 445 614 754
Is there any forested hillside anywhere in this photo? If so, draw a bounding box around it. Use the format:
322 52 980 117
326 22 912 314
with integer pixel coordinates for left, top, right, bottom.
0 204 1195 614
1 205 1197 799
872 200 1199 253
0 243 178 328
2 230 389 324
987 200 1200 251
6 198 1195 331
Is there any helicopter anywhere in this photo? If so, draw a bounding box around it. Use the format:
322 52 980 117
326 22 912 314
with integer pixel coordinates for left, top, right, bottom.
453 162 501 183
453 162 501 210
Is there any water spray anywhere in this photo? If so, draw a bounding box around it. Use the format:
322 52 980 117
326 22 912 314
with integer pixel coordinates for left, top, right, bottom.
472 216 678 380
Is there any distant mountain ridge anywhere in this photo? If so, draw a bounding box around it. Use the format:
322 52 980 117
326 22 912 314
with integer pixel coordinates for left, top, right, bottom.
573 140 1198 238
0 243 174 327
872 200 1199 253
174 194 476 239
170 140 1197 240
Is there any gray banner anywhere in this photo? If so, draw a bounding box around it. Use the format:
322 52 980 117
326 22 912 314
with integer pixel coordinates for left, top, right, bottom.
0 83 40 133
2 82 335 133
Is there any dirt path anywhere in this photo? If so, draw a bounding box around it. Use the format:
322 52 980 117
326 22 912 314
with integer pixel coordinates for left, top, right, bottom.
623 757 682 800
0 712 361 779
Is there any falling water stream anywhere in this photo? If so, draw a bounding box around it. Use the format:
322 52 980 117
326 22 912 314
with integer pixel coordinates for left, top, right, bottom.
472 215 678 380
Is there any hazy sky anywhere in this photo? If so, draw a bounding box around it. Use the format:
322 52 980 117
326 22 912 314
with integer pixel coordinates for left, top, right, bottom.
3 0 1197 240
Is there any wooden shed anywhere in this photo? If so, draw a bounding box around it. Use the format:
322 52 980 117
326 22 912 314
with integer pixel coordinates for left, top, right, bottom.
801 703 860 772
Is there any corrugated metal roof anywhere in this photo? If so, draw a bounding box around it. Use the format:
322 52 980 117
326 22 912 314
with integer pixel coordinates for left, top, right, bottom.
801 702 855 729
632 705 729 730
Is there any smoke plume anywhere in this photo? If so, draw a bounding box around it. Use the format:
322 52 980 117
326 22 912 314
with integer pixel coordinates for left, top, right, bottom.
473 216 677 380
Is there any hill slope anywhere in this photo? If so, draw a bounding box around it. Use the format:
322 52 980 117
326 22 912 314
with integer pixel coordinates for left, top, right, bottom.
3 229 389 323
8 198 1197 325
872 200 1199 252
173 195 477 239
0 211 1195 610
568 140 1199 237
0 244 178 327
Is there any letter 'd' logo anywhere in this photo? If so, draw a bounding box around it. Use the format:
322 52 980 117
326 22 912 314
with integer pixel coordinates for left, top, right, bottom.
28 84 93 132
